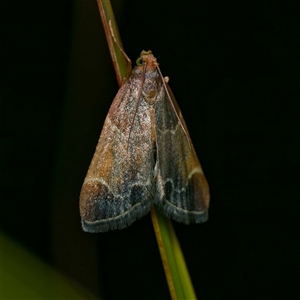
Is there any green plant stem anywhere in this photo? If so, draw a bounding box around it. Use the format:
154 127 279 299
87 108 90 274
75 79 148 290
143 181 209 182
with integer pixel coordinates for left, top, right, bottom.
96 0 131 84
151 207 197 300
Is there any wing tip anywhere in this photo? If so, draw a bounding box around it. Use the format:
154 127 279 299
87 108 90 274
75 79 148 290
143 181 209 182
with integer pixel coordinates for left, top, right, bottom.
156 202 209 224
81 202 152 233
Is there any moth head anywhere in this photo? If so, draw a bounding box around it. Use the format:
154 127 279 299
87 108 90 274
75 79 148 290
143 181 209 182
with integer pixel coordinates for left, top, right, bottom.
136 50 158 70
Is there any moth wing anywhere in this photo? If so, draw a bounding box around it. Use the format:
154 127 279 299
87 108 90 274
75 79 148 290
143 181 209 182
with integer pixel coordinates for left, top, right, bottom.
80 76 155 232
154 84 210 224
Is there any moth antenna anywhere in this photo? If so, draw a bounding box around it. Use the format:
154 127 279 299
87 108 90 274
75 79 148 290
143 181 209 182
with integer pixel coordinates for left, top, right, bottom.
156 65 192 149
126 63 147 152
109 20 131 66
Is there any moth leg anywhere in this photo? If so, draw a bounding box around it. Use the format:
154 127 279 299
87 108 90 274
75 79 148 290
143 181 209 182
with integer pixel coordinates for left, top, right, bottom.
108 20 132 68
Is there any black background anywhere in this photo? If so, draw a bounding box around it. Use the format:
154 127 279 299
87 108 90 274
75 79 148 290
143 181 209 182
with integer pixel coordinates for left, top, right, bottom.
1 0 299 299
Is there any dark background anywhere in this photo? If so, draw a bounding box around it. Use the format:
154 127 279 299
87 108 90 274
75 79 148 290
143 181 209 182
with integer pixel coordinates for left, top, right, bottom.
1 0 299 299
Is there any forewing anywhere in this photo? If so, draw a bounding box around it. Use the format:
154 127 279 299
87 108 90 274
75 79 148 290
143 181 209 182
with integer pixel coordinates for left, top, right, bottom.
80 75 155 232
154 84 210 224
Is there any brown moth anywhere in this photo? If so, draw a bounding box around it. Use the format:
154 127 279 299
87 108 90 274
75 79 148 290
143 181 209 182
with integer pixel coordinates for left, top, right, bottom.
79 50 209 232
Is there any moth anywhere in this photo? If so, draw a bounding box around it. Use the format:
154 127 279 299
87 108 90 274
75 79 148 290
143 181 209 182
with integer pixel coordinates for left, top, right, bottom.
80 50 210 232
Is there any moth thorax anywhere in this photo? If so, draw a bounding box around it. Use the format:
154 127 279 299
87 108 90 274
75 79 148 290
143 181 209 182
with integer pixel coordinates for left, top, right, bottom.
142 91 157 105
142 72 162 105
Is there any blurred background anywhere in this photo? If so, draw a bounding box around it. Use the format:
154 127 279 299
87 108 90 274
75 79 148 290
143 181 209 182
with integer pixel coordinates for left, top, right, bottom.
0 0 299 299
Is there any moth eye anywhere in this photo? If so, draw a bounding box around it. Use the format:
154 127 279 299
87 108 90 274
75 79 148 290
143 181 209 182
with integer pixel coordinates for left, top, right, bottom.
136 57 144 66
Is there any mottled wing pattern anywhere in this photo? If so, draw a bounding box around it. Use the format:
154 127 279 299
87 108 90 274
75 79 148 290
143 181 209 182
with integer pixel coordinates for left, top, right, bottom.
80 72 155 232
154 84 210 224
